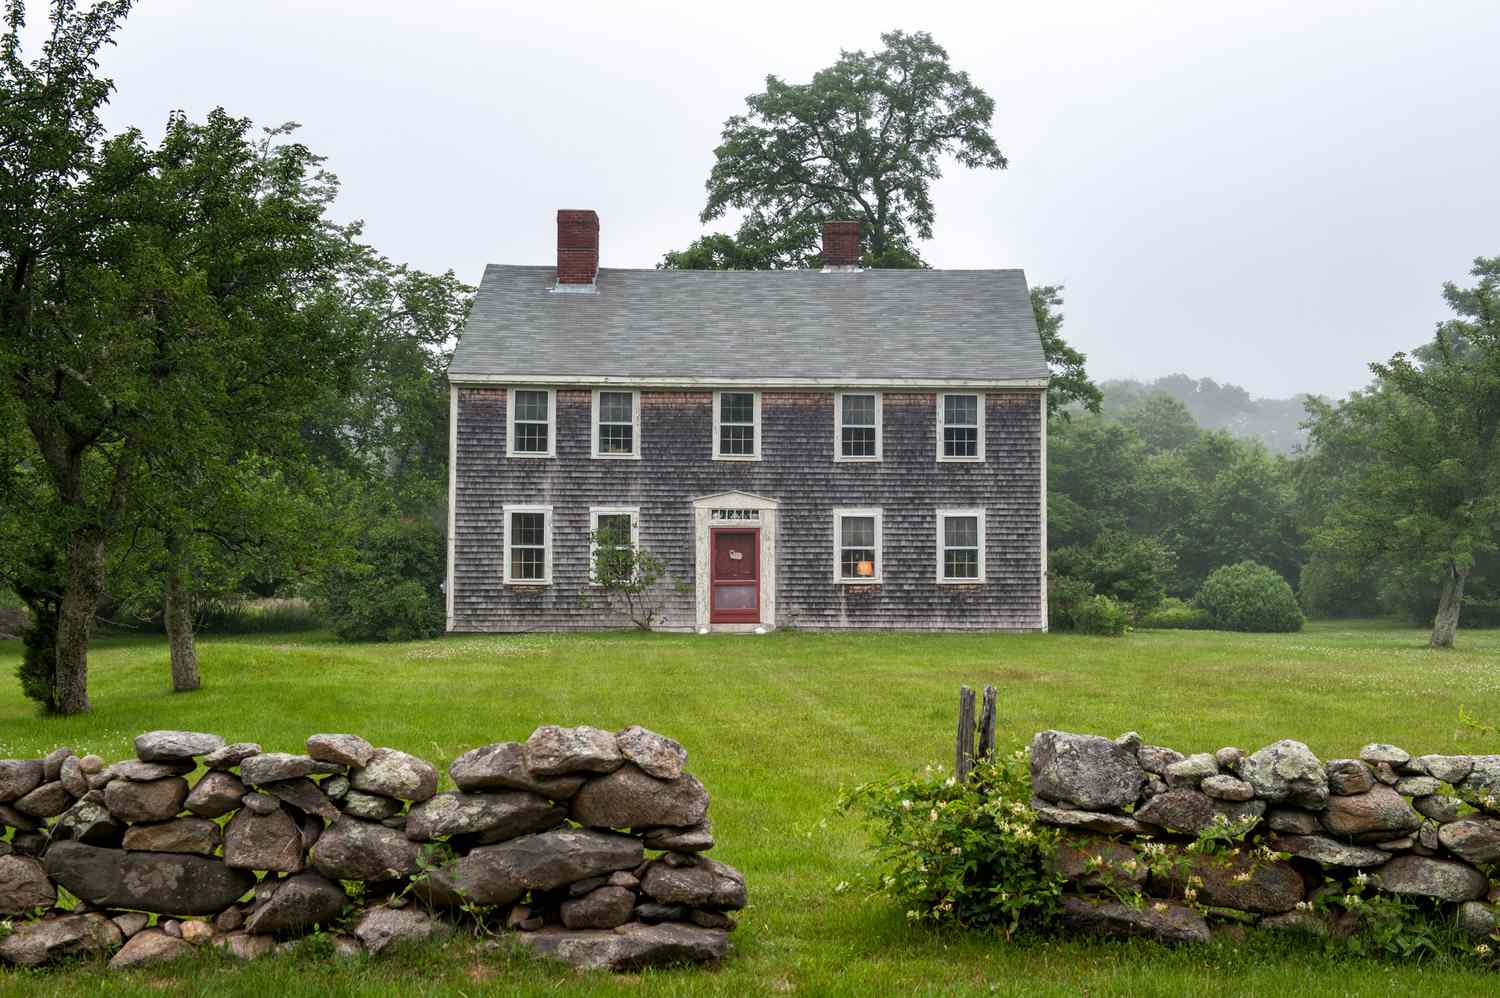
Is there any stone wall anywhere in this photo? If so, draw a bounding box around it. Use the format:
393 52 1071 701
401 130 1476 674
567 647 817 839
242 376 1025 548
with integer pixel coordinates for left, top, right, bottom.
1028 730 1500 943
0 726 744 972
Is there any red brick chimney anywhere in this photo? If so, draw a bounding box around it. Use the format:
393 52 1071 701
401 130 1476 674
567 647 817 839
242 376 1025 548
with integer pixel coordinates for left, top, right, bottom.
821 220 860 269
557 209 600 285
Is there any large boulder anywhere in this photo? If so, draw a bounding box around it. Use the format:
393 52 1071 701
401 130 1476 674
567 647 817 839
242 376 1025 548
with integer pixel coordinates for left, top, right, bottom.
47 796 124 848
1437 817 1500 865
1161 849 1301 914
514 922 728 971
450 742 586 800
306 733 375 769
14 781 72 818
1163 753 1218 789
1241 740 1328 809
1320 785 1422 839
223 805 305 873
405 790 563 842
1325 759 1375 796
0 854 56 915
0 759 45 802
348 748 438 803
110 760 194 781
105 775 189 823
1134 790 1264 835
58 756 88 798
1029 731 1146 811
122 817 222 856
1050 836 1147 890
244 871 348 935
240 752 317 785
341 790 404 821
0 912 122 967
1460 756 1500 798
185 770 247 818
1373 854 1487 902
640 857 747 909
570 765 709 829
134 730 226 763
431 828 642 906
560 885 637 929
526 725 625 777
311 816 422 882
45 841 254 915
1059 896 1209 944
1409 754 1473 783
617 726 688 780
109 928 195 969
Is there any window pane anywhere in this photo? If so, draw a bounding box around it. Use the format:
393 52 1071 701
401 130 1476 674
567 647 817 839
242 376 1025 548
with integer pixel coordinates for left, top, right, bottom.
840 548 877 578
511 547 545 580
841 516 875 548
944 549 978 579
599 392 633 424
842 394 875 426
515 390 549 422
720 424 755 455
597 514 633 540
600 423 633 454
943 427 977 458
720 393 754 424
944 515 978 548
944 394 977 426
512 512 545 547
715 584 757 609
842 427 876 457
516 422 549 453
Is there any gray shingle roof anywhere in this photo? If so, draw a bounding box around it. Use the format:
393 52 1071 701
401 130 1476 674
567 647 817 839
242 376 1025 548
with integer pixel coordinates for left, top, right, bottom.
448 265 1048 384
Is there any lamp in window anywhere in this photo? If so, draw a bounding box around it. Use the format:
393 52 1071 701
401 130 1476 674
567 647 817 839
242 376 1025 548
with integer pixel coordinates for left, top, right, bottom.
856 559 875 577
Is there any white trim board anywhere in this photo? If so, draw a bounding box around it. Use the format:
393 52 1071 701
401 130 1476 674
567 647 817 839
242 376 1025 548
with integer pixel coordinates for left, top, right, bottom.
450 374 1050 390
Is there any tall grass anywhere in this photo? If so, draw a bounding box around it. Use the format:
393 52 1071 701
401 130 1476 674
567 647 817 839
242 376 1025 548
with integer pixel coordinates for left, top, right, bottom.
195 597 322 634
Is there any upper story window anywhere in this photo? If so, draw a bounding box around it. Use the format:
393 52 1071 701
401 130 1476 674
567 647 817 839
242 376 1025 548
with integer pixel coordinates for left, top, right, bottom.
592 390 640 459
714 391 760 460
507 388 555 458
503 504 552 584
938 393 984 462
833 508 883 583
835 392 882 462
936 508 986 583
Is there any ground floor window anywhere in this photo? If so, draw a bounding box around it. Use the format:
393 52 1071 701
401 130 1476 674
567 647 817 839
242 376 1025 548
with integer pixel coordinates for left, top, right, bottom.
589 506 640 583
833 508 883 582
936 508 985 583
503 505 553 583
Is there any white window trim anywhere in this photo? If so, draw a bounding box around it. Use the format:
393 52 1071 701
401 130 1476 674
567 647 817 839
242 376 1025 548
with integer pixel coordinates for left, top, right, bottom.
588 506 641 585
834 391 882 462
590 389 641 460
506 388 556 459
936 507 986 584
712 390 761 461
833 507 884 584
502 504 553 585
936 392 985 463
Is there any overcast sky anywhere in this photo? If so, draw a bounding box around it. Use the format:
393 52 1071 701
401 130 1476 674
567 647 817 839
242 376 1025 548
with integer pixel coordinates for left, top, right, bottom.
69 0 1500 398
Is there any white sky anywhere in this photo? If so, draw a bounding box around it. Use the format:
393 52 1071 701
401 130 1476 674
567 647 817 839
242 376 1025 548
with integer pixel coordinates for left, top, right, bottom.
68 0 1500 398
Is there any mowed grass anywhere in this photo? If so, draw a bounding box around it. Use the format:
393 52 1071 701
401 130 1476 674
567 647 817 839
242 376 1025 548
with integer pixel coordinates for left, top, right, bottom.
1 621 1498 996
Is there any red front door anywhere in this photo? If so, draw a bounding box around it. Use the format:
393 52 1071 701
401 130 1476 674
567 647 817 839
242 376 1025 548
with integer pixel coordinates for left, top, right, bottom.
710 529 760 624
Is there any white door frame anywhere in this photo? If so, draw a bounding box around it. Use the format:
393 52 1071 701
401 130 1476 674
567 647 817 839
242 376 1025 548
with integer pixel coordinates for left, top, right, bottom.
691 491 779 631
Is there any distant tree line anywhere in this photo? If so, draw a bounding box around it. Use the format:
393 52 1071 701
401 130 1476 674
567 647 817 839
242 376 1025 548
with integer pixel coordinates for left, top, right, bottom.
1099 375 1318 455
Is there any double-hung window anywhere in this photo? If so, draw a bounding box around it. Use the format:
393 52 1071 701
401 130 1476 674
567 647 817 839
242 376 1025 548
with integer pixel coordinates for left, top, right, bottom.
589 507 640 583
503 505 552 584
835 392 881 461
833 508 883 583
507 389 555 458
937 393 984 462
936 508 985 583
713 391 760 460
592 390 639 459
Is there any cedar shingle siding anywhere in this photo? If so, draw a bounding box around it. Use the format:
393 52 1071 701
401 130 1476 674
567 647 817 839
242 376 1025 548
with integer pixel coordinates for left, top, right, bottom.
451 387 1045 632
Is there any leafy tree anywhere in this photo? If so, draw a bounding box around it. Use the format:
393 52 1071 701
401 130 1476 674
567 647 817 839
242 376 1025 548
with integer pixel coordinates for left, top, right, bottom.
314 503 445 642
1195 561 1304 633
584 524 680 631
1031 285 1103 418
1301 258 1500 646
1120 395 1200 453
1051 530 1176 613
667 30 1005 270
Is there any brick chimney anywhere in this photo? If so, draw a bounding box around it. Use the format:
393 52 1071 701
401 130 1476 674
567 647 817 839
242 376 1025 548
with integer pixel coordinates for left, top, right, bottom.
821 220 860 269
556 209 600 286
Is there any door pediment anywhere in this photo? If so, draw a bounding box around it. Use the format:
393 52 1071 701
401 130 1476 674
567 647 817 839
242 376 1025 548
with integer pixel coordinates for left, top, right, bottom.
691 490 780 511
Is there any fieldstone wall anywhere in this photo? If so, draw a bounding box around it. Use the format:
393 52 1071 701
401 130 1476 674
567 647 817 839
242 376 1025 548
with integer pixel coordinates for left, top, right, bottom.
0 726 744 972
1029 730 1500 943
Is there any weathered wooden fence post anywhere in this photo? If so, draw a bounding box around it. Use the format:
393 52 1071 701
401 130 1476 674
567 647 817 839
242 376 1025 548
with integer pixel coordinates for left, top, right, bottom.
956 684 998 782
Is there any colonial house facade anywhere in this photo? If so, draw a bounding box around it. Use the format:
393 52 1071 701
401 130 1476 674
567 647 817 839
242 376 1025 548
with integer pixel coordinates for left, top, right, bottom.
445 210 1049 633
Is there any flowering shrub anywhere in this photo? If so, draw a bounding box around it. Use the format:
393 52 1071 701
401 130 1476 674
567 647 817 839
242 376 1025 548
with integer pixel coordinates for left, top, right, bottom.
837 752 1064 936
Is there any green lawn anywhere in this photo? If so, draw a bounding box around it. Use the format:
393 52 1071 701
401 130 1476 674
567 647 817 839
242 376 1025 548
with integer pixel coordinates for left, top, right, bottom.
2 621 1498 996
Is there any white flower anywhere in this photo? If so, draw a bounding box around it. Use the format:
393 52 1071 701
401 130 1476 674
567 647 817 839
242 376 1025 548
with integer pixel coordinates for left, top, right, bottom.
834 880 850 894
900 799 913 811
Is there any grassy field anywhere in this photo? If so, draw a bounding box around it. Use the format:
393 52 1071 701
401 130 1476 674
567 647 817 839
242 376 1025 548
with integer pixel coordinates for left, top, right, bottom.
1 621 1498 996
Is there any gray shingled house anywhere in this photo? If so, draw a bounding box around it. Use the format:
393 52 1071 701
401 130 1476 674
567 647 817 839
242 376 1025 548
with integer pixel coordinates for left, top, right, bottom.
445 210 1050 633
